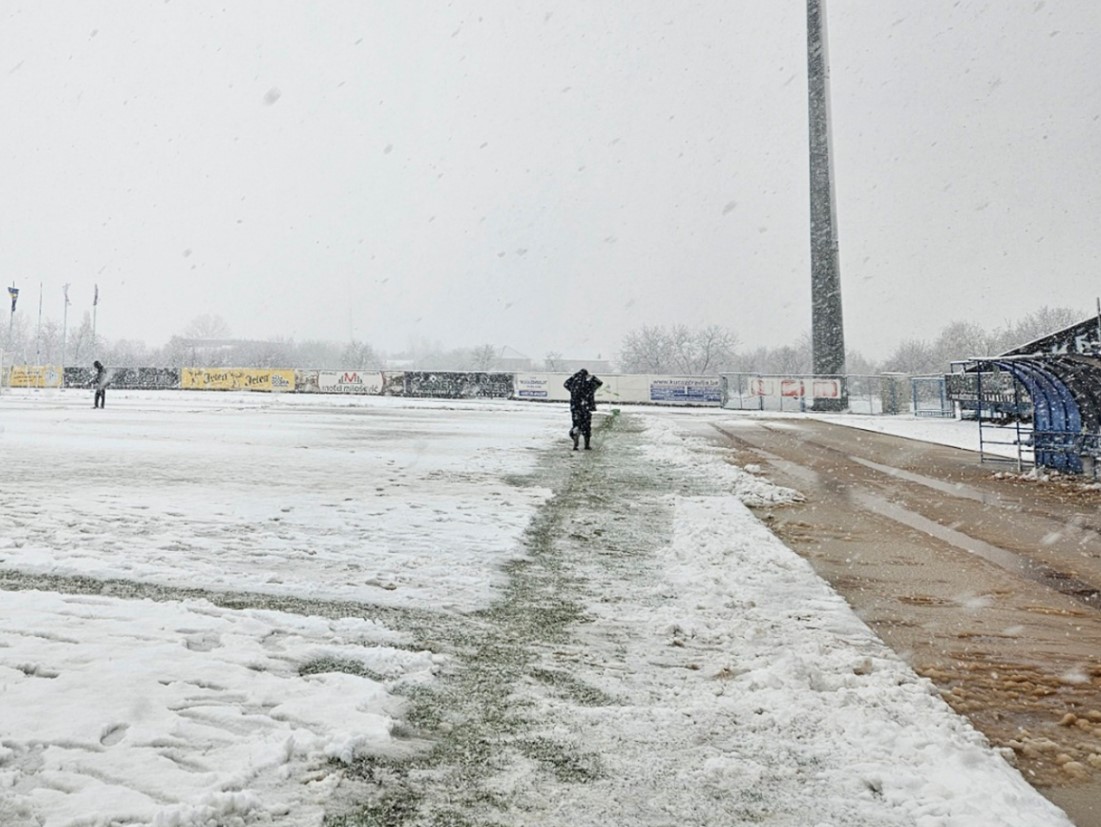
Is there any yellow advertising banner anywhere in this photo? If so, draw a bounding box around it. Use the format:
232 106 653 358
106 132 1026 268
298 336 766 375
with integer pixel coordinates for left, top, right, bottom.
9 365 63 388
180 368 296 392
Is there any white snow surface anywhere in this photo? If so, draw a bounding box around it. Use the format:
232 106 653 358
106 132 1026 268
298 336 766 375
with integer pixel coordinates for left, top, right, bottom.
0 391 1073 826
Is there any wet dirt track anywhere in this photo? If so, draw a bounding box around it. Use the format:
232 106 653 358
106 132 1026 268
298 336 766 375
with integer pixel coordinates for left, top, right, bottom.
711 418 1101 826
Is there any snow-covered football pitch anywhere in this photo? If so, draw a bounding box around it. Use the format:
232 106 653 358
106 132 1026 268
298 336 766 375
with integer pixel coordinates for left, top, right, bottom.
0 390 1072 826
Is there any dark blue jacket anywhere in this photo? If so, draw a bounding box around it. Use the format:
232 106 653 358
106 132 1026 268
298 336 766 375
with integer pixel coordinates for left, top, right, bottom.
564 371 602 412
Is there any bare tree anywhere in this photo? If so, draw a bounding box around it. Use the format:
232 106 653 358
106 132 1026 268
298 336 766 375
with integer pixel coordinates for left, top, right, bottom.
726 333 811 375
668 325 695 373
100 338 151 368
183 314 232 341
618 326 676 373
620 325 739 375
994 306 1083 353
69 312 95 367
236 338 293 368
470 344 498 371
771 344 812 375
36 319 62 365
844 348 879 376
543 351 565 371
341 340 383 370
154 336 196 368
931 320 995 365
291 340 343 370
683 324 739 374
2 314 30 363
882 339 937 374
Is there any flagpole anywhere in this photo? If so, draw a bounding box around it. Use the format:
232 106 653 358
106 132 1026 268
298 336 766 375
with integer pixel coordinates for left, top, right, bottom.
35 282 43 366
6 282 15 354
92 283 99 361
61 284 70 372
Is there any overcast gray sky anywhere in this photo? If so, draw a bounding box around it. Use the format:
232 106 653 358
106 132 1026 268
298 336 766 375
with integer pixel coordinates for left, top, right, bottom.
2 1 1098 361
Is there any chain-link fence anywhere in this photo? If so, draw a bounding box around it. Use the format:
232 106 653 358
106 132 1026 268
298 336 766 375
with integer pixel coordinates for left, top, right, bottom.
720 373 952 417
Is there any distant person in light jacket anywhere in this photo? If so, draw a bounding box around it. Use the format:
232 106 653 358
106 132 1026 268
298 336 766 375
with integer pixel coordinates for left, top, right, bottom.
564 368 602 450
92 361 108 409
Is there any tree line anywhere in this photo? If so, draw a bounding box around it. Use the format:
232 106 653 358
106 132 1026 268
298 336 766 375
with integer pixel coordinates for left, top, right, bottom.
2 306 1086 376
615 307 1085 376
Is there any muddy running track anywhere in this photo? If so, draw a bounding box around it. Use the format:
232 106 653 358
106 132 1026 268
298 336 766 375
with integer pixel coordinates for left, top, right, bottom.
710 417 1101 825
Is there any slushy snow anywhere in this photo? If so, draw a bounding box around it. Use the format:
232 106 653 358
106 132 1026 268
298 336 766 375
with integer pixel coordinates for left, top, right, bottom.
0 390 1074 826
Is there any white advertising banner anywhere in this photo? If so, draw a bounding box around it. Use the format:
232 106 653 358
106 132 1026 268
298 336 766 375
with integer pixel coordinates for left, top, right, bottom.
513 373 571 402
598 375 646 404
513 373 621 403
318 370 384 394
746 375 843 411
513 373 721 406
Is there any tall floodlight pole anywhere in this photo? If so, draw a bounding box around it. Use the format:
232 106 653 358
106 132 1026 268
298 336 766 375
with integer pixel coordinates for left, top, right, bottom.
807 0 847 410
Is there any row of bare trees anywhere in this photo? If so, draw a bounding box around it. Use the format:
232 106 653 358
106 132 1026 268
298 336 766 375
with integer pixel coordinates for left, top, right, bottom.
3 311 98 368
878 307 1083 374
4 307 1087 376
616 307 1084 377
617 325 739 374
1 312 386 371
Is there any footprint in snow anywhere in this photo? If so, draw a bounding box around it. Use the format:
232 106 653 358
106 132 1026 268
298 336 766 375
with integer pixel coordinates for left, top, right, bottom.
100 722 129 747
184 633 222 652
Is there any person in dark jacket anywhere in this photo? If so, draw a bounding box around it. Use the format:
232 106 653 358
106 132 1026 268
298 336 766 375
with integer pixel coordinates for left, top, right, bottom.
564 368 603 450
92 360 108 409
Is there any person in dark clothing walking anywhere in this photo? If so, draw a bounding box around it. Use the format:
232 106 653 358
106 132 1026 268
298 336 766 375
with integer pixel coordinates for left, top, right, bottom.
564 368 602 450
92 361 108 409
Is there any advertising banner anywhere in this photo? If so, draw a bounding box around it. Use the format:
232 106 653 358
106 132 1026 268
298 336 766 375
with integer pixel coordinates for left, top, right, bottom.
648 377 721 405
513 373 568 401
810 378 842 399
599 375 646 404
748 377 774 397
515 373 720 406
403 371 513 399
9 365 63 388
945 371 1016 403
780 379 805 398
180 368 296 392
514 373 621 403
64 367 179 390
318 370 384 394
295 370 321 393
749 376 842 403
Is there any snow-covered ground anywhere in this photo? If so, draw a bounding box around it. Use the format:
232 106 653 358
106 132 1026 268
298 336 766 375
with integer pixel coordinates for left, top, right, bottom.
0 390 1073 826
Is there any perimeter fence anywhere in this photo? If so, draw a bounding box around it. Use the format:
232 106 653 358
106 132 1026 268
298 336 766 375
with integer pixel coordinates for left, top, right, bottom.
2 362 954 418
719 373 952 417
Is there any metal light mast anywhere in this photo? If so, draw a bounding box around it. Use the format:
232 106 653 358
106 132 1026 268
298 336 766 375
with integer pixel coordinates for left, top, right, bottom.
807 0 846 409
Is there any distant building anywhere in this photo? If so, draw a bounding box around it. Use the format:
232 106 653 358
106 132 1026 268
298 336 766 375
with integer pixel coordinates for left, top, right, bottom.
493 345 533 372
170 338 284 367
